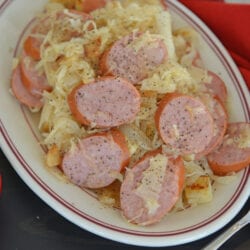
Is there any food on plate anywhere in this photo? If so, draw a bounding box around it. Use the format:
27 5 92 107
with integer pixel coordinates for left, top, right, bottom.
207 122 250 175
173 27 204 68
20 55 51 97
184 175 213 205
23 36 42 61
120 150 184 225
80 0 109 13
155 92 214 156
99 32 168 84
46 144 62 167
67 77 141 127
51 0 109 13
11 65 43 109
195 94 228 160
50 0 168 12
201 71 228 104
10 0 249 225
62 129 129 188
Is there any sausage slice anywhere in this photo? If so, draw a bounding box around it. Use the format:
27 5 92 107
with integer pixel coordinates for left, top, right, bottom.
155 93 214 155
195 95 228 160
202 71 227 104
68 77 141 128
61 130 129 189
81 0 108 13
23 36 42 61
100 32 167 84
11 65 43 109
20 56 51 97
120 149 185 226
207 122 250 175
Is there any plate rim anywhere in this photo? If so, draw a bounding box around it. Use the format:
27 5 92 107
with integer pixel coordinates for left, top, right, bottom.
0 0 250 247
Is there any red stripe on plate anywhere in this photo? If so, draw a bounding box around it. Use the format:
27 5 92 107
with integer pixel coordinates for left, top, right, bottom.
0 0 10 14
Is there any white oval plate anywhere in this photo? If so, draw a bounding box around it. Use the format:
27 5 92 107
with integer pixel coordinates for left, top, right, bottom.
0 0 249 247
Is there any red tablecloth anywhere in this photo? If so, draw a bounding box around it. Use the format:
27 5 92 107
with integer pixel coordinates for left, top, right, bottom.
179 0 250 89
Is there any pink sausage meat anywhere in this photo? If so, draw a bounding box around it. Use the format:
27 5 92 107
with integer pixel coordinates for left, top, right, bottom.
11 65 43 109
207 122 250 175
155 93 214 155
20 55 51 97
68 77 141 128
100 32 167 84
202 71 227 103
62 130 129 189
120 150 184 226
195 94 228 160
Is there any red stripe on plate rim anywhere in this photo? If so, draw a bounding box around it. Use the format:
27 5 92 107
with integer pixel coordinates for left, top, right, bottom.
0 0 10 14
0 0 249 238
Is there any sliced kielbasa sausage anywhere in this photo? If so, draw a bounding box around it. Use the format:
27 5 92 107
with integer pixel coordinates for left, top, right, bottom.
61 130 130 189
23 36 43 61
195 94 228 160
28 9 92 47
20 55 51 97
100 32 168 84
207 122 250 175
81 0 109 13
202 71 227 104
155 93 214 156
11 64 43 109
68 77 141 128
120 149 185 226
